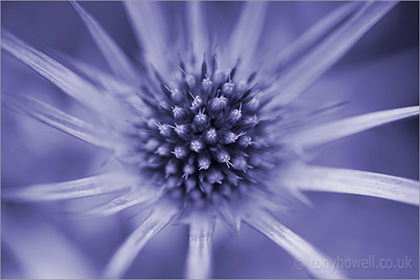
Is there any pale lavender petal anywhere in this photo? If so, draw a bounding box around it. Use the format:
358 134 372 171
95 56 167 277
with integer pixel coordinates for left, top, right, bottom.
267 2 361 71
1 29 128 122
123 1 168 74
185 217 215 279
286 165 419 206
57 52 152 115
4 94 125 150
102 204 177 279
70 1 139 83
57 51 136 95
281 106 419 148
265 1 398 107
244 210 346 279
83 189 162 218
2 172 136 202
186 1 208 63
2 209 96 278
226 2 268 70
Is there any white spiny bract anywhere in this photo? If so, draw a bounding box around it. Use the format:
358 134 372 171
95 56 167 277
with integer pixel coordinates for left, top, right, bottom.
1 1 419 279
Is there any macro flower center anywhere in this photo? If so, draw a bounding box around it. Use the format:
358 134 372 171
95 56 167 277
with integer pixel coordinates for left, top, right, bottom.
137 59 272 204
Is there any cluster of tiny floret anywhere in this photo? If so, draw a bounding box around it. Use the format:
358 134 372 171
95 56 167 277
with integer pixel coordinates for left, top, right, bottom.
135 58 272 204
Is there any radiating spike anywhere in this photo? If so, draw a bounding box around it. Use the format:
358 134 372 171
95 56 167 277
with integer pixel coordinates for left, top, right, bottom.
187 1 208 63
226 2 268 70
83 189 162 218
102 204 177 279
244 209 346 279
123 2 168 74
2 173 136 202
267 2 361 71
286 165 419 206
1 29 128 122
70 1 139 83
2 208 96 279
282 106 419 148
265 2 398 107
185 216 215 279
201 55 207 80
57 51 139 98
4 94 125 150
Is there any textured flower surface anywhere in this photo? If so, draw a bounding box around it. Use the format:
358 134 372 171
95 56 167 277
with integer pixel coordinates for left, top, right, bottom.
1 1 419 279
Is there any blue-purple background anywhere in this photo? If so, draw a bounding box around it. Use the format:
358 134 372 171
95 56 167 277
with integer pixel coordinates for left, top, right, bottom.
1 1 419 278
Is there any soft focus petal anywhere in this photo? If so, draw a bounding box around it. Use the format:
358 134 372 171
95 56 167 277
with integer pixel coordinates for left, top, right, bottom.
2 207 96 278
281 105 419 148
102 203 177 279
244 209 346 279
185 216 215 279
264 1 398 108
286 165 419 206
82 188 162 218
265 2 361 72
225 1 268 71
2 172 136 202
70 1 139 84
186 1 209 64
1 29 130 125
3 94 126 150
123 1 169 75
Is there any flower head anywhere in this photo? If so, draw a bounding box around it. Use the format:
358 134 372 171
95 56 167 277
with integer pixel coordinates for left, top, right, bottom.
129 53 276 206
1 1 419 279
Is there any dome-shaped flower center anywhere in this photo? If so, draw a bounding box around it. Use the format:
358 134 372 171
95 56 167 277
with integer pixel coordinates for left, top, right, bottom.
137 59 271 204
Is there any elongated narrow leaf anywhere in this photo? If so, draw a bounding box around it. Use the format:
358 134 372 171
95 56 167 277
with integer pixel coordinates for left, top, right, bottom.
282 106 419 148
244 210 346 279
2 173 136 202
1 29 127 120
269 2 361 70
70 1 138 83
287 165 419 206
226 2 267 70
4 94 122 150
187 1 208 63
266 1 397 107
123 2 168 74
185 217 215 279
102 204 177 279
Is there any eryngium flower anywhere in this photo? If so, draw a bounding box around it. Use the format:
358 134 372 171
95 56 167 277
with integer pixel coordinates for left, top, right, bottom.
1 1 419 279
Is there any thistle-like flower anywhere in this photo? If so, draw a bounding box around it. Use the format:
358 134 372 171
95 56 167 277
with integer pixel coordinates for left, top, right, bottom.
2 1 419 279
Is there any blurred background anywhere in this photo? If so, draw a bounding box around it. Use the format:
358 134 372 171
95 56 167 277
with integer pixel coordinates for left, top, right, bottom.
1 1 419 278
